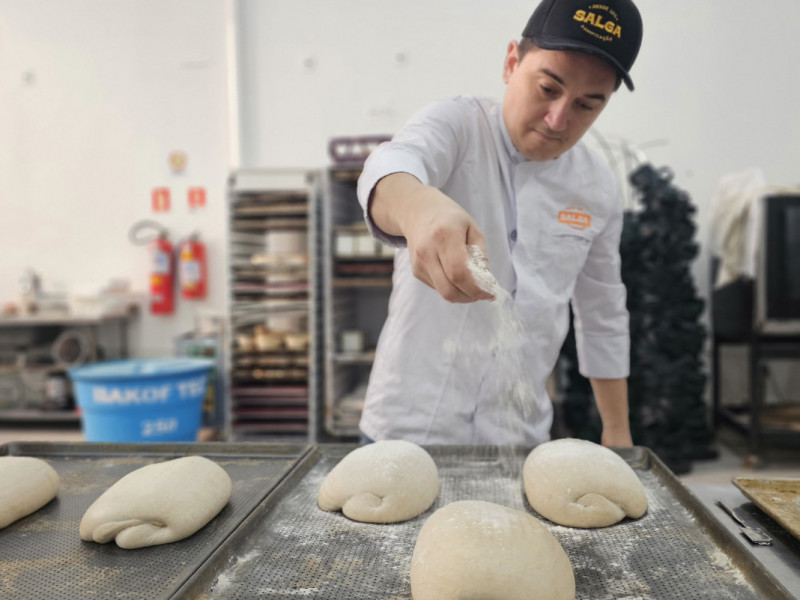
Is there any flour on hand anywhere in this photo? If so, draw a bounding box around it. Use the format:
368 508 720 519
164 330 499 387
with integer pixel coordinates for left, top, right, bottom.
465 244 536 415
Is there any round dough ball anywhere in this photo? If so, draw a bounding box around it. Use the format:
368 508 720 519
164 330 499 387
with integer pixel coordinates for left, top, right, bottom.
523 438 647 528
0 456 60 529
410 500 575 600
317 440 438 523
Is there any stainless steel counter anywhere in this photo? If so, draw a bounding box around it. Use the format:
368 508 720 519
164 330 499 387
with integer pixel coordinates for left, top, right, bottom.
687 482 800 597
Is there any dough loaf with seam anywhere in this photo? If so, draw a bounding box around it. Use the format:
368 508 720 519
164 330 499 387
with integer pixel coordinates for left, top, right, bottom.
318 440 438 523
0 456 60 529
410 500 575 600
80 455 231 549
523 438 647 528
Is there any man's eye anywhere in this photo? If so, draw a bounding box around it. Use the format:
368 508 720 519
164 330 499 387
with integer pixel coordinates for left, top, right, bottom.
540 85 556 96
578 101 597 111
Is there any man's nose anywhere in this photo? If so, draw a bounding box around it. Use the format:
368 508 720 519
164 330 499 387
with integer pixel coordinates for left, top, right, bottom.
544 98 569 132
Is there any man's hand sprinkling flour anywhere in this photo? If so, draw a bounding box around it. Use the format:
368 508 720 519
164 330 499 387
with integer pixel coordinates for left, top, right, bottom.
369 173 493 304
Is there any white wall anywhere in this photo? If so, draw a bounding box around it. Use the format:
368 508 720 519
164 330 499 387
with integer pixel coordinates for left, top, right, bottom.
236 0 800 275
0 0 230 356
1 1 798 396
233 0 800 400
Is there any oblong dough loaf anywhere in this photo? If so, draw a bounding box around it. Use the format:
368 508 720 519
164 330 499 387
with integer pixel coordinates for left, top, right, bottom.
411 500 575 600
80 455 232 549
317 440 439 523
0 456 60 529
523 438 647 528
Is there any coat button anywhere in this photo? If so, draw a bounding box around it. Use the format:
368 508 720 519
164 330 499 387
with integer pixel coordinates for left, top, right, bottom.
510 229 518 242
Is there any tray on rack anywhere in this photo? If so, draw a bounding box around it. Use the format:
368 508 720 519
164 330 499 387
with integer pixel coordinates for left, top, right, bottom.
0 441 310 600
181 445 795 600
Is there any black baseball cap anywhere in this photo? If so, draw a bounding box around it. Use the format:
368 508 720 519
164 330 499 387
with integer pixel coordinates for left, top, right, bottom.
522 0 643 90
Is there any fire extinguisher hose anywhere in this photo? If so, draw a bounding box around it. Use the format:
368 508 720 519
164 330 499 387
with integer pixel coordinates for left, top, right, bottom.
128 220 168 246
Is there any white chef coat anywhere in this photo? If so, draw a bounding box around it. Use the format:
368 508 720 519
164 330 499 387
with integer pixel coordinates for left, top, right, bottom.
356 96 630 445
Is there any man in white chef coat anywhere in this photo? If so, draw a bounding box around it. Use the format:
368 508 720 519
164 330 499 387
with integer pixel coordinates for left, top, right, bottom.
356 0 643 447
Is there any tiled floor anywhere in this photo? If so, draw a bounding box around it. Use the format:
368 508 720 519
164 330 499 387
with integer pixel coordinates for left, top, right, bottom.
680 437 800 484
679 444 800 484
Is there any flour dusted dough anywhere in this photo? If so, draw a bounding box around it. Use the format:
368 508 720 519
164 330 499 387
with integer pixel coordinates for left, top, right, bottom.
0 457 60 529
317 440 438 523
523 438 647 528
80 455 231 549
410 500 575 600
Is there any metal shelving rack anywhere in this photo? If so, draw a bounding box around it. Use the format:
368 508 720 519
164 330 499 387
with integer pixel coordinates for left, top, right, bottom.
321 165 393 439
227 169 321 442
0 311 134 425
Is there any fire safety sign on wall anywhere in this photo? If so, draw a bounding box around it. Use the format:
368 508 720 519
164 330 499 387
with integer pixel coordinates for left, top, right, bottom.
188 187 206 209
152 187 170 212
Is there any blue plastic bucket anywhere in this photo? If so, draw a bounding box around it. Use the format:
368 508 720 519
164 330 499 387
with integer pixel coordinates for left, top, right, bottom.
68 358 214 442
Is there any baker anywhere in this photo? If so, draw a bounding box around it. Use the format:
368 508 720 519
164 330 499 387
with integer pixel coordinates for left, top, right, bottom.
356 0 643 447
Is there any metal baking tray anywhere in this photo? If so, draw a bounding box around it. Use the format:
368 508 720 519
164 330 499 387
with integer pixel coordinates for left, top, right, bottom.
181 445 796 600
733 477 800 543
0 441 311 600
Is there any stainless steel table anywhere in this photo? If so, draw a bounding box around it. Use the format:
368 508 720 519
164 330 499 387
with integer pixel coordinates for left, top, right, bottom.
687 482 800 597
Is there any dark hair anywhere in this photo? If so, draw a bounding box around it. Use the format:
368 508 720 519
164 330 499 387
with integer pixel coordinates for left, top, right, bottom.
518 37 622 91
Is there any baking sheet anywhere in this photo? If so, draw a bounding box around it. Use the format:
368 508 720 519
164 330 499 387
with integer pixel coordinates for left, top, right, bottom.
733 477 800 543
0 441 310 600
185 445 794 600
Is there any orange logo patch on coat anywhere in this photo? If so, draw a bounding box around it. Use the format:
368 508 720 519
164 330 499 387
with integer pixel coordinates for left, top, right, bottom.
558 207 591 230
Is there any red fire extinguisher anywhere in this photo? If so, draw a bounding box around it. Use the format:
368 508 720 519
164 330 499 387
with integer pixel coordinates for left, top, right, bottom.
129 221 175 315
178 233 207 299
150 232 175 314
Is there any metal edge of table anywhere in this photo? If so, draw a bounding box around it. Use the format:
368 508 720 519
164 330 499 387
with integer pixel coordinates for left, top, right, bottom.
688 481 800 597
643 448 797 599
172 444 353 599
0 440 314 459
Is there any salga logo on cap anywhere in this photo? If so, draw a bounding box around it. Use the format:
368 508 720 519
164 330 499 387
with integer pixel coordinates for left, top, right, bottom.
573 4 622 41
521 0 643 90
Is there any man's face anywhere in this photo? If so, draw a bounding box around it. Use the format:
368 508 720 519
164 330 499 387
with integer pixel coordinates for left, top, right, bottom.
501 43 617 161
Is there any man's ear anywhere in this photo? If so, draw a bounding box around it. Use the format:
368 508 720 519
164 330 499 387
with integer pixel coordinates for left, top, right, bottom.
502 40 520 84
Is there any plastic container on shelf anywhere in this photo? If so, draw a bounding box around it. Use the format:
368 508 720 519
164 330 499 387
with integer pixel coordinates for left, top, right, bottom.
68 357 214 442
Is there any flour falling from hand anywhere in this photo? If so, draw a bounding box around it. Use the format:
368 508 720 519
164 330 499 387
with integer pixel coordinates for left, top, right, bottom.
465 245 536 419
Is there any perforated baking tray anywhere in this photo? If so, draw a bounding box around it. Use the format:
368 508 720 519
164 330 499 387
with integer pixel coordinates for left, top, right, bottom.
2 443 794 599
182 445 795 600
0 441 310 600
